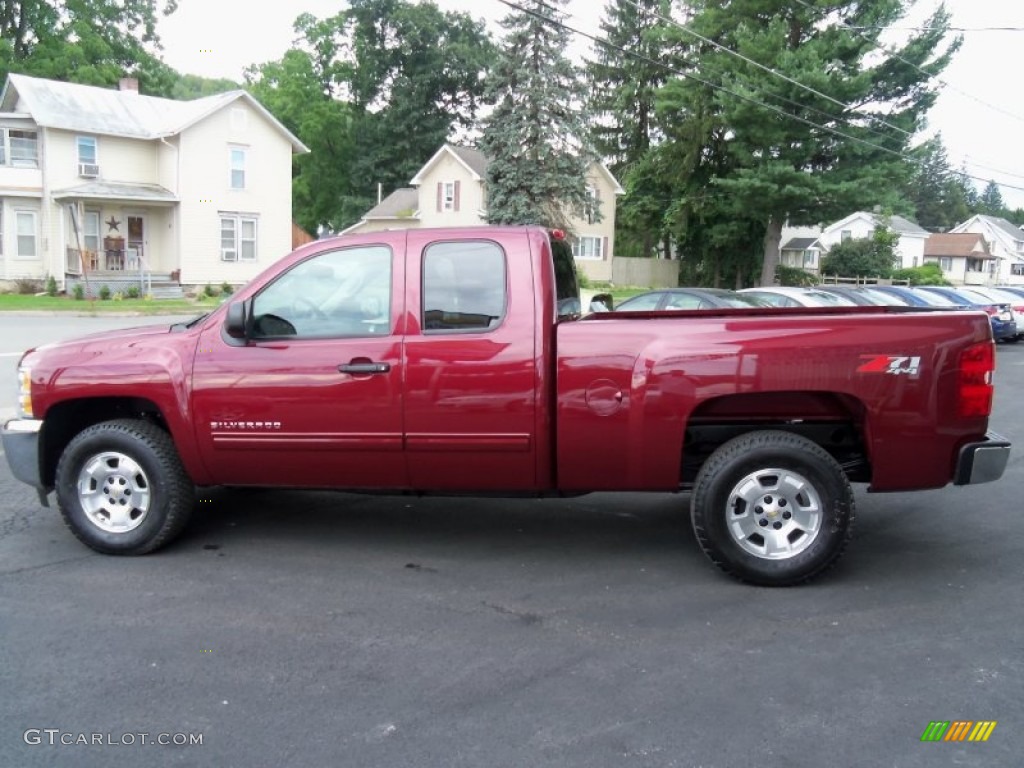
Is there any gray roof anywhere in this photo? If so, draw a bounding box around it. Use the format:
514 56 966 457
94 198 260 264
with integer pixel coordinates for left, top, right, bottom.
1 74 308 152
364 188 420 219
449 145 489 178
977 215 1024 242
886 214 929 236
782 237 820 250
52 181 177 203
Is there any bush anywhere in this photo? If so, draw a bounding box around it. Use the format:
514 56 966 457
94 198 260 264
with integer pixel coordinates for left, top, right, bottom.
890 264 951 286
775 264 818 287
112 291 124 301
203 283 217 298
98 285 111 301
15 278 43 295
72 284 85 301
125 285 141 299
820 226 900 279
45 275 58 297
220 281 234 296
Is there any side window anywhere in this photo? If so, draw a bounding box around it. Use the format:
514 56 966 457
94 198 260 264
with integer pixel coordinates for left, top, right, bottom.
251 246 392 339
664 293 703 310
620 292 663 311
422 241 506 332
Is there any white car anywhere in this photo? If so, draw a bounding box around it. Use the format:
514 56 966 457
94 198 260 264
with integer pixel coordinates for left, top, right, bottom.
738 286 858 307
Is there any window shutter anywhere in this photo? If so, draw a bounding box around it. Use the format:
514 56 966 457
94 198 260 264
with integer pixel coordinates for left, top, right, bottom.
454 180 461 212
436 182 442 213
603 237 609 260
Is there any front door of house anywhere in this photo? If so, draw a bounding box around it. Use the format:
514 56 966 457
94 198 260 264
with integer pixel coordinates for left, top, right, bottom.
127 214 144 270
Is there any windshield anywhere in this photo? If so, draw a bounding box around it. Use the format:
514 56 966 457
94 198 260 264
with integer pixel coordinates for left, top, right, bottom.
915 289 964 306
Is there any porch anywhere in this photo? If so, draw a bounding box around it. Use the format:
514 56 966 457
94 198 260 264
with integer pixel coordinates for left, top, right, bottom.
65 247 183 298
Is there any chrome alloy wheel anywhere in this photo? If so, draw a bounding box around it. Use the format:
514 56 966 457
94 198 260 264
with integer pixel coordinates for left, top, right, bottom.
77 451 152 533
726 468 823 559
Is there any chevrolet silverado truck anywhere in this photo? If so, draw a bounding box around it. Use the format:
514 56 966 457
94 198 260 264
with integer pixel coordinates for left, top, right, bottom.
1 226 1011 585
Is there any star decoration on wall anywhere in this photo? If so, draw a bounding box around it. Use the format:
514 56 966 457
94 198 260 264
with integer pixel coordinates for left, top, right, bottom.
106 217 121 232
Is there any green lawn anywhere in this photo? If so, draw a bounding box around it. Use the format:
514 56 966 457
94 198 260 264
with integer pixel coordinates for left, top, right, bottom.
0 294 222 314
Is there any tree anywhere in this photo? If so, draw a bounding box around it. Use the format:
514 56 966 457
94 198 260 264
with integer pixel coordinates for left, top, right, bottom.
652 0 959 285
978 180 1006 218
820 227 900 278
0 0 179 94
588 0 672 258
479 0 594 232
247 0 494 232
906 135 970 231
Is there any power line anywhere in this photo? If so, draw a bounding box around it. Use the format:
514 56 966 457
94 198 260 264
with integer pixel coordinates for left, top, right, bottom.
493 0 1024 195
618 0 913 139
791 0 1024 126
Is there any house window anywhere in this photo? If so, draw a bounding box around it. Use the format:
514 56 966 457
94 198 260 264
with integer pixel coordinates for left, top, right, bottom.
229 147 246 190
1 129 39 167
220 214 257 261
938 257 953 272
16 210 37 257
443 182 456 212
1012 264 1024 277
802 250 816 267
83 210 101 253
840 230 852 243
77 136 97 165
584 185 600 225
572 236 603 260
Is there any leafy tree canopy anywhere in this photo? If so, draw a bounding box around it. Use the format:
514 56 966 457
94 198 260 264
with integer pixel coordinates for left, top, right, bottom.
820 227 900 279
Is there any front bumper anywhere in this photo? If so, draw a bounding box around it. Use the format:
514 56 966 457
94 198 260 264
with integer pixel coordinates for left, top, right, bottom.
954 431 1011 485
2 418 49 505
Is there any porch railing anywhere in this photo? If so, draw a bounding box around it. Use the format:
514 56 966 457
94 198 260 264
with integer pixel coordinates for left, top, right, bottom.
65 246 153 295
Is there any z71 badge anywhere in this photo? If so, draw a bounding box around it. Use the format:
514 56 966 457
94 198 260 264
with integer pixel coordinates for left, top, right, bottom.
857 355 922 376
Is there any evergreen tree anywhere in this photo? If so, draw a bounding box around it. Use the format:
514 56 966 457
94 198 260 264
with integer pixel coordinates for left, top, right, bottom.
907 136 969 231
653 0 959 285
480 0 594 232
978 180 1006 218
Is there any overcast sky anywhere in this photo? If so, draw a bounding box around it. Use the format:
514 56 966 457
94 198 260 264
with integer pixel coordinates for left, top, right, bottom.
158 0 1024 209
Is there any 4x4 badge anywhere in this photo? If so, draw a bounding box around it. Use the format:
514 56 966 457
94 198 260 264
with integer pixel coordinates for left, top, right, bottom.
857 355 922 376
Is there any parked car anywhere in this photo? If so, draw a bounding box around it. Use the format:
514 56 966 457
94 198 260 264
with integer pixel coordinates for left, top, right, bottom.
614 288 770 311
868 285 962 307
950 287 1024 340
915 286 1018 343
815 285 913 306
738 286 858 307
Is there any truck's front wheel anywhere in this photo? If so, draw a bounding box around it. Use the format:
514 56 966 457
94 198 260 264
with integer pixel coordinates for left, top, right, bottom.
55 419 195 555
691 430 855 586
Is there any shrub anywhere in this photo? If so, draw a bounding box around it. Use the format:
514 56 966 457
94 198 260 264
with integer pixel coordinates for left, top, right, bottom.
125 285 141 299
99 285 111 301
72 284 85 301
775 264 818 287
15 278 43 295
220 281 234 296
890 264 951 286
112 291 124 301
203 283 217 298
45 275 58 297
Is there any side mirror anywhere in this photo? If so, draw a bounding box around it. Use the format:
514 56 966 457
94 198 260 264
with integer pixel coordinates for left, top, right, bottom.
589 293 614 312
225 299 250 339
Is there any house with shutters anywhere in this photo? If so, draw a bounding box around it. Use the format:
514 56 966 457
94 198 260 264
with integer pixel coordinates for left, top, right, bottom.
0 73 307 295
344 144 623 281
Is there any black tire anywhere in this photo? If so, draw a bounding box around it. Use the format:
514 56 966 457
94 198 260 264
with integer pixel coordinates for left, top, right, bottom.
691 430 855 586
55 419 195 555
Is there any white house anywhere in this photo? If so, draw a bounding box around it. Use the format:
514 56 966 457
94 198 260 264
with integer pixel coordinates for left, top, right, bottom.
950 214 1024 285
922 232 996 286
344 144 624 282
0 74 307 294
819 211 930 270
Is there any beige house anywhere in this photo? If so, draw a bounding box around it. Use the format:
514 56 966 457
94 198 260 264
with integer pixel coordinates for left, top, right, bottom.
923 233 996 286
345 144 624 281
0 74 307 295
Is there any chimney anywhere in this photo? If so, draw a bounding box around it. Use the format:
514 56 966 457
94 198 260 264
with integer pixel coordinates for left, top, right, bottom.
119 78 139 94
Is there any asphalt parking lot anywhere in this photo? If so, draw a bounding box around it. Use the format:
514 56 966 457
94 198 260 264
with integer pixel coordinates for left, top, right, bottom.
1 315 1022 767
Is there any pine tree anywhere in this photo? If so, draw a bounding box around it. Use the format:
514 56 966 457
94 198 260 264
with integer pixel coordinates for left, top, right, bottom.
653 0 959 285
479 0 594 232
978 180 1006 218
907 136 969 231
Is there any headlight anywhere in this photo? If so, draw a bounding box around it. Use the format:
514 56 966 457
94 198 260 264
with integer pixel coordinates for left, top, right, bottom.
17 367 32 418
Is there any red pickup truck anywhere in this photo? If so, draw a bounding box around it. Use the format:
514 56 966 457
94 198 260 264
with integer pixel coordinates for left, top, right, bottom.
2 226 1011 585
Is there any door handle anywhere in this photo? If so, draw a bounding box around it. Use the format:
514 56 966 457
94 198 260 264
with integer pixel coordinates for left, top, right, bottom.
338 362 391 375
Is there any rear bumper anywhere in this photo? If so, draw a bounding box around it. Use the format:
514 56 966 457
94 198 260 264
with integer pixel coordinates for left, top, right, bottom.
954 431 1011 485
2 418 49 504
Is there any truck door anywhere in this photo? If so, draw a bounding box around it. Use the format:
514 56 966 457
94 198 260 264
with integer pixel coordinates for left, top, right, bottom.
403 230 540 490
191 240 408 488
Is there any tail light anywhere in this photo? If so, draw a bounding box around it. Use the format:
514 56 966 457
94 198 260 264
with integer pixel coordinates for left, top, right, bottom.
958 342 995 418
982 306 997 316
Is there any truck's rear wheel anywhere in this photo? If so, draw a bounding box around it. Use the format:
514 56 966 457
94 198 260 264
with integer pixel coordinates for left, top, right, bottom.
55 419 194 555
691 430 855 586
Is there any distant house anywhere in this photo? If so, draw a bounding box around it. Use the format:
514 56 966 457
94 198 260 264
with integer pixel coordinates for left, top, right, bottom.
819 212 930 270
950 214 1024 285
779 236 823 274
923 233 995 286
0 73 307 294
344 144 624 281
